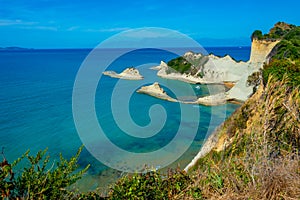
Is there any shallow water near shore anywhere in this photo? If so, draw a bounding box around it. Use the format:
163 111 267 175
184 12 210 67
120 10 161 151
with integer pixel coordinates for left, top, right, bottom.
0 47 249 192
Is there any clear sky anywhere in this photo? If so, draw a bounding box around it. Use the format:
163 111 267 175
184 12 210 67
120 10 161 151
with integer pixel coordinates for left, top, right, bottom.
1 0 300 48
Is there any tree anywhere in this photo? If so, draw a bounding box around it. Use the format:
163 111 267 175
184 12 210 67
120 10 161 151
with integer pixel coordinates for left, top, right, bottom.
251 30 263 41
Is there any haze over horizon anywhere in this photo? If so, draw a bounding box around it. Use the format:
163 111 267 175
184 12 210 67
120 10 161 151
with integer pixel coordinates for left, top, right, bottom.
1 0 300 48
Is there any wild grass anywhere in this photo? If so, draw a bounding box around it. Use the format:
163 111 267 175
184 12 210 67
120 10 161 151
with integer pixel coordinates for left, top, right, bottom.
177 77 300 199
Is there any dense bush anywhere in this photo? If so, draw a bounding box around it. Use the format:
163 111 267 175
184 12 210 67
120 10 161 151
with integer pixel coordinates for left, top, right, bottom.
251 30 263 41
263 59 300 87
252 22 295 41
108 169 192 199
0 147 90 199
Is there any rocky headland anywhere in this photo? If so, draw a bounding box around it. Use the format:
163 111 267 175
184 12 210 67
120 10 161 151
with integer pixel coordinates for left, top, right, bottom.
103 67 143 80
152 37 278 104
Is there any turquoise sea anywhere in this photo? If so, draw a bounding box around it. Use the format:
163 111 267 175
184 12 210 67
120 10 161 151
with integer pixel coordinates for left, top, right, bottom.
0 47 250 191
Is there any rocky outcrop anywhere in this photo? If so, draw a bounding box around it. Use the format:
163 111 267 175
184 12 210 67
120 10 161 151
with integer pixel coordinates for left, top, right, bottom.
137 82 178 102
154 53 254 102
103 67 143 80
156 54 249 84
137 82 231 106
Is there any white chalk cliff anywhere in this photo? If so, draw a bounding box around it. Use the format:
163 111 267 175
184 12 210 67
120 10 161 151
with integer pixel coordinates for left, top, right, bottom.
154 39 279 102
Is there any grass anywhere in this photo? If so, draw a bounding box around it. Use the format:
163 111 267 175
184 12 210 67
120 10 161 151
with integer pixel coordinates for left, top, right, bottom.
178 77 300 199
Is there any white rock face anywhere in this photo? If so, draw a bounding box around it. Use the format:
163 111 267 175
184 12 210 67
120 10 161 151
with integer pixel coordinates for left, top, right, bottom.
150 61 168 70
204 55 249 82
137 82 228 106
154 39 278 102
249 39 280 64
103 67 143 80
137 82 178 102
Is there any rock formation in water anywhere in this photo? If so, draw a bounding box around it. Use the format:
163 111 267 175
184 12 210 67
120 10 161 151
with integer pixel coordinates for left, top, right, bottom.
137 82 178 102
103 67 143 80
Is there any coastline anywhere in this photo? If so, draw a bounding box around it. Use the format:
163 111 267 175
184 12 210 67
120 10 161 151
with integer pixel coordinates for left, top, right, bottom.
136 82 234 106
184 127 220 172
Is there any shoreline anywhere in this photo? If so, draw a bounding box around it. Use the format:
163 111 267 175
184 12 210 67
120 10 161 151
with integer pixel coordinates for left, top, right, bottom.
136 82 242 106
184 127 220 172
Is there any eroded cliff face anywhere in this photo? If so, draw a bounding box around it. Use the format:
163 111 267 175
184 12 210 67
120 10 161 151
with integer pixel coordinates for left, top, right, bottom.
249 39 280 64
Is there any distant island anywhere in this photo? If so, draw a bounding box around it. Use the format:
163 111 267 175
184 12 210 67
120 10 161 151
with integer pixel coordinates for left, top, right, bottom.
0 47 32 51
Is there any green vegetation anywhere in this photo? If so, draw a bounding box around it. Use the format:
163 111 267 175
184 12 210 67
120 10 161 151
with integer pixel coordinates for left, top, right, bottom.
0 147 100 199
166 55 207 76
251 21 295 41
270 26 300 60
108 169 191 199
166 53 208 76
263 59 300 87
251 30 264 40
183 77 300 199
167 56 192 74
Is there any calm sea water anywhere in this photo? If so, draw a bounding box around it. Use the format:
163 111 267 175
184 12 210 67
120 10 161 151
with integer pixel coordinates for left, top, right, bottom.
0 47 250 191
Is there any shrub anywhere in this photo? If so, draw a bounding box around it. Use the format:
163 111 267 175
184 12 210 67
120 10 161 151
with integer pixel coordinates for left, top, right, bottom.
108 169 192 199
251 30 263 41
263 59 300 87
167 56 192 74
0 146 89 199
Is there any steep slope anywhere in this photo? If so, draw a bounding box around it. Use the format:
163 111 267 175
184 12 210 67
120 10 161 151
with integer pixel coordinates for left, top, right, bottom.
181 76 300 199
181 22 300 199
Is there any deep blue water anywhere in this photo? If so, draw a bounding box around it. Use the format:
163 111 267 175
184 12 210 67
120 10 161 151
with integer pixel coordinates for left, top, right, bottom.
0 47 249 191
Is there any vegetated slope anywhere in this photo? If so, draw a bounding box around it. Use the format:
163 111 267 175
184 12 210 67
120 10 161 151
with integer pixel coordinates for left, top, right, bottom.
181 76 299 199
179 23 300 199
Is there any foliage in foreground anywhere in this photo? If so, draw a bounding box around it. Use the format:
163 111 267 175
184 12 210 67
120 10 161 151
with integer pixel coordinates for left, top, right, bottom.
0 146 92 199
108 169 192 199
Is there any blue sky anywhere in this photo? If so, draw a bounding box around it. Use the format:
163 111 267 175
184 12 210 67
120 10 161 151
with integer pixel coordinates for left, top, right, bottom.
0 0 300 48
